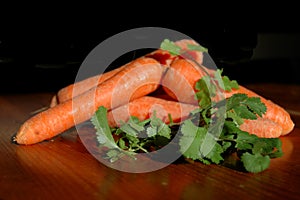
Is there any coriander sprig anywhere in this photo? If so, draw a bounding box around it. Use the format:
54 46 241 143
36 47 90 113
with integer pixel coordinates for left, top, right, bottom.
91 39 283 173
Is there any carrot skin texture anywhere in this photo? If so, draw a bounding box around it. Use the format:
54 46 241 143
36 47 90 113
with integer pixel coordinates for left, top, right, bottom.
54 66 126 106
15 58 163 145
240 118 283 138
162 58 210 104
107 96 198 127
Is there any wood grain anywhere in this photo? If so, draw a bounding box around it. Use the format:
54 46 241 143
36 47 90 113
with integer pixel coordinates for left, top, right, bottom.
1 84 300 200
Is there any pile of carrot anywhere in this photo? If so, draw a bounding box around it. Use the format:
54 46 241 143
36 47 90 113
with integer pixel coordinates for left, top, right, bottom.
13 39 295 145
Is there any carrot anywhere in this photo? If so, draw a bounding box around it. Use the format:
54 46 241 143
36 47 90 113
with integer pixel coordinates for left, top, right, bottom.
50 39 202 107
107 96 198 127
14 57 163 145
161 58 213 104
240 118 283 138
50 66 126 107
162 58 295 136
225 86 295 135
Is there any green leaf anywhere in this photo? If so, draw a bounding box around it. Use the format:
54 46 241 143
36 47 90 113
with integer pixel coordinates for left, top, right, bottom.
244 97 267 117
187 43 208 53
223 121 245 135
157 124 171 139
195 76 215 108
252 138 283 157
146 126 157 138
222 76 239 91
160 39 181 55
120 123 139 137
233 105 257 120
118 138 127 149
149 113 171 139
226 93 248 111
179 119 207 160
91 106 118 149
236 131 259 150
226 94 267 119
241 152 270 173
226 111 244 125
203 134 224 164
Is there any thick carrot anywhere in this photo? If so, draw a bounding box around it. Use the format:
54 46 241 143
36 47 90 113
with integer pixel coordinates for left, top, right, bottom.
50 66 126 107
107 96 198 127
14 57 163 145
162 58 295 136
161 58 213 104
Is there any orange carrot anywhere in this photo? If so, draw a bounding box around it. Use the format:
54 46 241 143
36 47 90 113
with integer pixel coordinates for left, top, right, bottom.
162 58 295 136
50 66 126 107
240 118 283 138
225 86 295 135
161 58 213 104
14 57 163 145
107 96 198 127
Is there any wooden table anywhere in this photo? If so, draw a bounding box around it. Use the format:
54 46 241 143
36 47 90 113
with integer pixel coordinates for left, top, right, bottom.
1 83 300 200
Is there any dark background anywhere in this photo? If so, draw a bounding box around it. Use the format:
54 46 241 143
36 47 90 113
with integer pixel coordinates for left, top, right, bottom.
1 8 300 93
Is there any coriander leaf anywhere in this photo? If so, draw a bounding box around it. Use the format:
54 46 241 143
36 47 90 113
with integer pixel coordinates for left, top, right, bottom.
187 43 208 53
203 133 225 164
118 138 127 149
241 152 270 173
149 112 171 139
128 117 145 132
236 131 259 150
195 76 215 108
222 76 239 91
226 94 267 122
160 39 181 55
252 138 283 157
223 121 246 135
120 123 139 137
146 127 157 138
233 105 257 120
91 106 118 149
222 141 232 151
179 119 207 160
244 97 267 117
157 124 171 139
226 93 248 111
226 111 244 125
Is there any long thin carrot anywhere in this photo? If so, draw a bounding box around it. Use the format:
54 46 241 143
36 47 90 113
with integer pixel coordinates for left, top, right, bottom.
162 58 295 136
107 96 198 127
14 57 163 145
50 66 126 107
